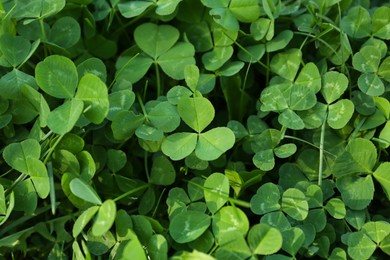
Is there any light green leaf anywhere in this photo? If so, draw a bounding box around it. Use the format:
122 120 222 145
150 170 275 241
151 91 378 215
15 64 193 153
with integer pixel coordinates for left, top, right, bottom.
378 56 390 83
75 73 109 124
48 16 80 48
329 247 347 260
35 55 78 99
107 90 135 120
278 109 305 130
229 0 260 22
92 199 116 236
195 127 235 161
0 185 6 216
379 233 390 255
251 128 281 151
336 175 374 210
146 234 168 260
362 221 390 244
0 34 31 68
118 1 153 18
116 238 147 260
266 30 293 53
156 0 183 15
148 101 180 132
161 132 198 160
274 143 297 158
157 42 196 80
260 211 291 232
212 206 249 241
69 178 102 205
204 172 230 214
288 84 317 111
29 158 50 198
111 111 145 140
72 206 99 237
373 162 390 200
238 44 265 63
345 232 376 259
253 149 275 171
217 61 244 77
202 46 234 71
150 156 176 186
227 120 248 139
135 124 164 142
178 97 214 133
115 210 135 241
134 23 179 59
250 183 281 215
352 46 381 73
169 210 211 243
167 86 193 105
325 198 346 219
282 227 305 256
3 138 41 174
332 138 377 177
12 0 65 19
20 85 50 127
115 55 153 84
321 71 349 104
282 188 308 221
357 73 385 96
270 48 302 81
327 99 354 129
248 223 283 255
372 6 390 40
260 84 289 112
250 18 271 41
341 6 371 38
184 64 200 92
77 57 107 82
47 99 84 135
294 62 321 93
209 8 239 32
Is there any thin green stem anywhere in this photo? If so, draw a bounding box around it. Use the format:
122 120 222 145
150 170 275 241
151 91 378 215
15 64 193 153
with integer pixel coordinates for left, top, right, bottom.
155 62 162 97
39 18 48 57
108 53 140 90
284 135 336 158
152 188 166 218
43 134 65 165
239 61 252 121
144 151 150 182
136 92 148 120
47 161 56 215
0 203 65 236
113 183 150 202
223 32 269 71
318 112 327 186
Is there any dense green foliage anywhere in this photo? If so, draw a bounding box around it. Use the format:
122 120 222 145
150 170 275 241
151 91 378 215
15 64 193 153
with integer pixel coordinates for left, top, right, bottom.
0 0 390 259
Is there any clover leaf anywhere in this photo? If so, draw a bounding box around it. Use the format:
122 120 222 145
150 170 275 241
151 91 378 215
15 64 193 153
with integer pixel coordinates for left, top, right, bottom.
119 23 195 83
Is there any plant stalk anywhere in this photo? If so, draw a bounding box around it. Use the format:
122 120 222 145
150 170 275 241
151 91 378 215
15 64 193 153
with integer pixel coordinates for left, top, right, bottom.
318 112 327 186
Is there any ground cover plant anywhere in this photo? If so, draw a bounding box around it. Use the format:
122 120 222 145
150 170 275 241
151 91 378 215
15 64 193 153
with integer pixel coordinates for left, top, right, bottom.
0 0 390 259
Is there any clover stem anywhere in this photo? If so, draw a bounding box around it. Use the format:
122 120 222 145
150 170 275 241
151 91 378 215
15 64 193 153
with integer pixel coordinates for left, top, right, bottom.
47 161 56 215
318 112 327 186
136 92 148 121
144 151 150 182
43 134 65 165
113 183 150 202
39 18 48 57
155 62 162 97
108 53 140 90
